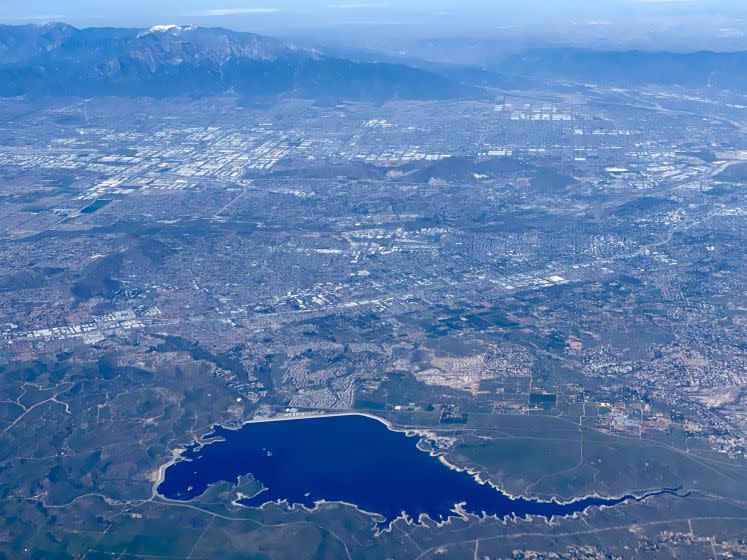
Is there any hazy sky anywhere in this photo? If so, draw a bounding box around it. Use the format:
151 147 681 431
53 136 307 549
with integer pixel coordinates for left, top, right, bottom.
1 0 745 50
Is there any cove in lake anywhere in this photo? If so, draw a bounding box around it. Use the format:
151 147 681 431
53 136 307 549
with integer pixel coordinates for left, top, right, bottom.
157 414 672 526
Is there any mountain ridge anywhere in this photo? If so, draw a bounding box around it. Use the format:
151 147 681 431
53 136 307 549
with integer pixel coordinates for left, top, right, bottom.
0 23 466 100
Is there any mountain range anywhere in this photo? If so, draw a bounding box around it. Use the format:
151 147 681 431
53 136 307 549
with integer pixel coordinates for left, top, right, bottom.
0 23 465 100
2 23 747 99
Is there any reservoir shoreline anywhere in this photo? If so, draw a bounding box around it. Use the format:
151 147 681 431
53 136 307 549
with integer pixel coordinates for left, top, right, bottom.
153 411 677 530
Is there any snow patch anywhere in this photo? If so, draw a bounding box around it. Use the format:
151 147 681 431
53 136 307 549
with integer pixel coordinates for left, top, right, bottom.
137 25 197 38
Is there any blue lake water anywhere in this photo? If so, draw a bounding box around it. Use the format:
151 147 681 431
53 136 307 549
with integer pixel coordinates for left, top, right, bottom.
157 413 668 526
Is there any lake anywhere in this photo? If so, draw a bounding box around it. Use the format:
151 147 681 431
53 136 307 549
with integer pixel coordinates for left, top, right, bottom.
157 413 666 526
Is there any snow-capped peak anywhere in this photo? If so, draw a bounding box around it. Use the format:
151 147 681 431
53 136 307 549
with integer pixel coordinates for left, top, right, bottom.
137 24 197 38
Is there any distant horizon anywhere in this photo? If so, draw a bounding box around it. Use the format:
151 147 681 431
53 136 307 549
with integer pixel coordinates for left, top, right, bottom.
2 0 746 53
3 19 747 57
